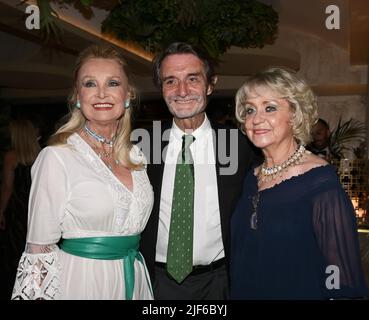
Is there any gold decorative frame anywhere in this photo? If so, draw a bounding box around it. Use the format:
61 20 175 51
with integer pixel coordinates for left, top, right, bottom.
332 159 369 229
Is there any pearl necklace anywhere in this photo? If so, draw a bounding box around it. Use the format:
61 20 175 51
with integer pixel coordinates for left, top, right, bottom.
251 145 309 230
257 145 308 183
84 123 116 147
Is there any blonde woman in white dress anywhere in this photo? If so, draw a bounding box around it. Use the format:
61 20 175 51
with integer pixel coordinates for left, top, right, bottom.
12 45 153 300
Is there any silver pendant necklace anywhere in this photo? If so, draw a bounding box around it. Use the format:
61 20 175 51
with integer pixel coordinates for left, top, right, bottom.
106 160 119 171
100 154 119 172
83 123 119 171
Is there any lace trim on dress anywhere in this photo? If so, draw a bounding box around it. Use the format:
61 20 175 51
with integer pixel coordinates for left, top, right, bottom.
69 134 153 234
12 244 61 300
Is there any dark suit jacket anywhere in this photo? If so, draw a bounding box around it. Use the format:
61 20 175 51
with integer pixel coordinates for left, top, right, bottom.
140 119 255 280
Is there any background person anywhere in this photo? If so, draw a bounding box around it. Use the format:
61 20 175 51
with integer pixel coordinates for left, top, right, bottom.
11 44 154 300
231 67 368 299
0 119 41 299
140 42 255 300
307 118 333 161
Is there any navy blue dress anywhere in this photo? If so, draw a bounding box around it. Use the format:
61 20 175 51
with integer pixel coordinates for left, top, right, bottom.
230 165 368 299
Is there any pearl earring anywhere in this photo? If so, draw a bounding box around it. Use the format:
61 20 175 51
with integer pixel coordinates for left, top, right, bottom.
75 101 81 109
124 100 130 109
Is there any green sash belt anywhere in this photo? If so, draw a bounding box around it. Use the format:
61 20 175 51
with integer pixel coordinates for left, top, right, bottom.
60 235 148 300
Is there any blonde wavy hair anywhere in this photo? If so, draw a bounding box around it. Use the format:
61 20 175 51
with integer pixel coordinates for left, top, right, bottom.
9 119 41 166
235 67 318 145
49 44 142 170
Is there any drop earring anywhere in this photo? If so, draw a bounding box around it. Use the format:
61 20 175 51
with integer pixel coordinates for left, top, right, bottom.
75 101 81 109
124 100 130 109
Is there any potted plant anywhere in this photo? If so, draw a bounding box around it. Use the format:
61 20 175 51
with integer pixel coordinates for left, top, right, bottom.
329 117 366 160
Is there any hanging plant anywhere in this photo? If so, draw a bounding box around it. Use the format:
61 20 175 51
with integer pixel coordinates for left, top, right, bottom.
30 0 278 59
101 0 279 59
22 0 117 42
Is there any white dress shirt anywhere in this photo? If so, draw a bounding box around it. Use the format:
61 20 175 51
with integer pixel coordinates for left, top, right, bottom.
156 115 224 265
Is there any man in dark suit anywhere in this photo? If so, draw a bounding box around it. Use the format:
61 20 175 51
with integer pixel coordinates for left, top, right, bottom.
307 118 334 162
140 42 255 299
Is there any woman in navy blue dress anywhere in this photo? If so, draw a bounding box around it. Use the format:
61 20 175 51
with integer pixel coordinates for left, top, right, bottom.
230 67 368 299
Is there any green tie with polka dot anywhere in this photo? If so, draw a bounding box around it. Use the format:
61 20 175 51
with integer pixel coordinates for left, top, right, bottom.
166 134 195 283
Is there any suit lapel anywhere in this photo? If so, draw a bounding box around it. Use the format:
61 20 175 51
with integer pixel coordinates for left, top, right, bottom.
211 123 227 219
149 121 171 220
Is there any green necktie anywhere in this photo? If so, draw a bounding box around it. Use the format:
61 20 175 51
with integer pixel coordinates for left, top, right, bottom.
166 134 195 283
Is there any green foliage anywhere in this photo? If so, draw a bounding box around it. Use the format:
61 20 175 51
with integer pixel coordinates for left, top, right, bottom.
80 0 94 6
37 0 62 42
329 117 366 159
101 0 278 59
28 0 117 39
33 0 278 59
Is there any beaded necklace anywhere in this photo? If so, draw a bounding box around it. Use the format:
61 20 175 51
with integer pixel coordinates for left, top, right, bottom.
84 123 116 147
250 145 309 230
257 145 308 183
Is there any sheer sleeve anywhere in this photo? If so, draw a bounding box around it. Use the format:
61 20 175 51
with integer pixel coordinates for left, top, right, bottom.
12 244 61 300
312 179 369 299
12 147 69 300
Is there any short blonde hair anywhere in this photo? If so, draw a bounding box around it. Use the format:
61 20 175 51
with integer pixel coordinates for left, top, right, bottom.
235 67 318 145
49 44 141 170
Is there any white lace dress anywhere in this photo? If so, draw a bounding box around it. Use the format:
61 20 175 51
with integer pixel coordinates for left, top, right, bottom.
12 133 154 300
